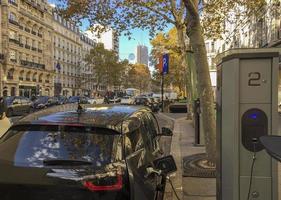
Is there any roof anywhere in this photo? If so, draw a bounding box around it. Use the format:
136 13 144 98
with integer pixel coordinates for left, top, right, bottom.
16 104 148 133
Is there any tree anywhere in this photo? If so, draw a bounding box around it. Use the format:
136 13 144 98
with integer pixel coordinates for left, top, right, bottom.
183 0 266 163
126 63 151 93
150 27 187 96
58 0 194 117
85 43 127 91
59 0 266 164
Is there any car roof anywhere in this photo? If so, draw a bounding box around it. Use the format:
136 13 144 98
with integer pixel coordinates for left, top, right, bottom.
15 104 150 133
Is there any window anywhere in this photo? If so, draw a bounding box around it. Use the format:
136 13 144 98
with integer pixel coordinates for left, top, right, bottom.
9 12 17 21
9 50 16 60
141 113 159 151
0 125 120 168
9 30 17 39
125 127 144 155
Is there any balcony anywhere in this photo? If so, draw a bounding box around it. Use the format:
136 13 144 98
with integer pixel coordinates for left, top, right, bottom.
39 79 42 83
20 60 45 69
38 33 42 38
32 78 36 82
31 31 37 35
19 77 24 81
32 47 37 51
7 75 13 80
9 38 19 44
38 49 42 53
10 59 17 63
26 77 30 81
25 44 31 49
9 19 19 26
25 28 30 33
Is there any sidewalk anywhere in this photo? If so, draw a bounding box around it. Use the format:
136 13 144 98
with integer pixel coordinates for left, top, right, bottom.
163 115 216 200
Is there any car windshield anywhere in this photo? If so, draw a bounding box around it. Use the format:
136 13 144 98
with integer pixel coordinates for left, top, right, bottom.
0 125 122 168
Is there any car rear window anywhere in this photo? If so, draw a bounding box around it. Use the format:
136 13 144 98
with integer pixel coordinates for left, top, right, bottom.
0 125 122 168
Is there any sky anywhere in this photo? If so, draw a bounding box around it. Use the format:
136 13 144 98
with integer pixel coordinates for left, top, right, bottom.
48 0 172 69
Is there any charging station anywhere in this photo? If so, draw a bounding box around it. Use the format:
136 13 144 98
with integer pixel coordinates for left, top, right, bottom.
216 49 279 200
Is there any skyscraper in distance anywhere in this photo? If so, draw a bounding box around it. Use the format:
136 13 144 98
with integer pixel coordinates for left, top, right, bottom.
136 45 148 66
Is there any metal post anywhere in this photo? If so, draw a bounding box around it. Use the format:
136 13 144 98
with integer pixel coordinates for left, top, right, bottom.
161 72 164 112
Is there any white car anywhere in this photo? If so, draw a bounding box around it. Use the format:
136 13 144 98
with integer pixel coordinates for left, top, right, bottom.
121 96 134 105
87 97 105 104
109 97 121 104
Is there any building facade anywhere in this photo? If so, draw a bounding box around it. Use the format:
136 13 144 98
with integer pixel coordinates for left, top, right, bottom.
136 45 148 66
80 33 96 97
85 26 119 56
52 11 83 97
0 0 54 97
206 0 281 69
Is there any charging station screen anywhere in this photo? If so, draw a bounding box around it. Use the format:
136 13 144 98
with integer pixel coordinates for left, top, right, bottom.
241 109 267 152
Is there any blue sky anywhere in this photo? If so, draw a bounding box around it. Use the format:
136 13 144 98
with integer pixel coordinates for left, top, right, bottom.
48 0 172 67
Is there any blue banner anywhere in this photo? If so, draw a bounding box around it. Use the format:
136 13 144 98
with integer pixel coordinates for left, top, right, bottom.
162 54 169 75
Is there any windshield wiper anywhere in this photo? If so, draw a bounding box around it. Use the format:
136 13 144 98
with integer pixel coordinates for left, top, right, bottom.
43 159 93 166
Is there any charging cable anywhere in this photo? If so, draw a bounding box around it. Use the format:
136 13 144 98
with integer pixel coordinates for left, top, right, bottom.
247 138 257 200
146 167 181 200
167 176 181 200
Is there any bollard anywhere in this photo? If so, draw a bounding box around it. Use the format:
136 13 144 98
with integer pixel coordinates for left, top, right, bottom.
193 98 200 145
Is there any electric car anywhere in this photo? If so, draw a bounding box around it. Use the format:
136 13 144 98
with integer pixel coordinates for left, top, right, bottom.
0 104 176 200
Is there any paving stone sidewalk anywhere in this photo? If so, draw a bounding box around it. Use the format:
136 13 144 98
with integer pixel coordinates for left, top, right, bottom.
161 115 216 200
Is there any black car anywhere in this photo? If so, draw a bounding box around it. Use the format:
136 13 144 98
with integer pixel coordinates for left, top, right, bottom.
57 96 68 105
4 96 32 117
134 97 159 112
68 96 89 104
0 104 176 200
32 96 50 109
47 96 59 106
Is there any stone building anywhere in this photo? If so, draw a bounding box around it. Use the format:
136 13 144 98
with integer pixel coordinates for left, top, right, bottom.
206 0 281 69
80 33 96 97
52 11 83 97
0 0 54 97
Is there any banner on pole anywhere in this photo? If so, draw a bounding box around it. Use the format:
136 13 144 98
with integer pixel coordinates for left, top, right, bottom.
162 54 169 75
156 54 169 75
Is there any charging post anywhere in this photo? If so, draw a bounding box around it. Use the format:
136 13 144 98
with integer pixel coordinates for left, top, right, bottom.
216 49 279 200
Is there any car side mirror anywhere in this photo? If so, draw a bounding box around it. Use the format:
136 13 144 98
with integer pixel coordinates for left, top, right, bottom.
260 135 281 162
161 127 173 136
153 155 177 175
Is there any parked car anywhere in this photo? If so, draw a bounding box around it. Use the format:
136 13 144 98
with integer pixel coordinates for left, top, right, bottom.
32 96 50 109
4 96 32 117
120 96 134 105
0 104 176 200
68 96 89 104
47 97 59 106
134 97 159 112
57 96 68 105
109 96 121 104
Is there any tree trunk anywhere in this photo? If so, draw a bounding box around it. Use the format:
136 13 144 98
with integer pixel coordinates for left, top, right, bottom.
176 26 194 119
185 1 216 164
